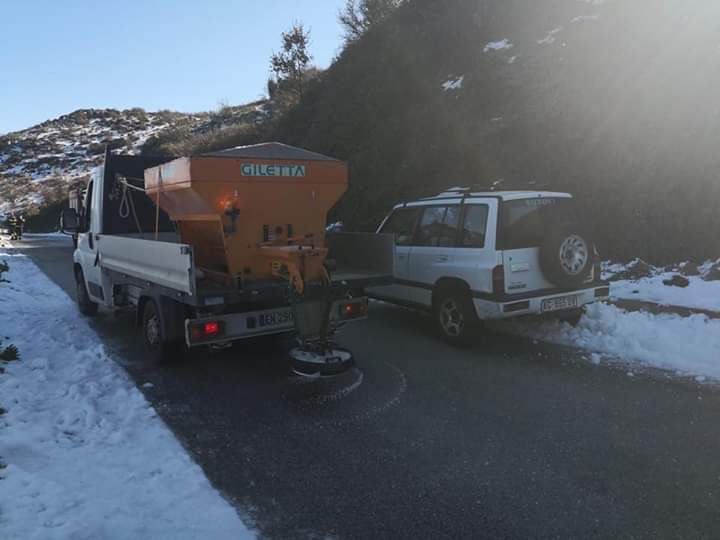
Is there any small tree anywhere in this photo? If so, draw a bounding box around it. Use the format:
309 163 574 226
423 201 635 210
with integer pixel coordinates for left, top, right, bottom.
339 0 402 42
270 23 313 101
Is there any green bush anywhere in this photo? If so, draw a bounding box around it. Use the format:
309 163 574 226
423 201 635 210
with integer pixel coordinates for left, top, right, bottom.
0 343 18 362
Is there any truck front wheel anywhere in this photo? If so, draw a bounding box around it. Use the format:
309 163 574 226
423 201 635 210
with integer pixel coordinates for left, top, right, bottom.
142 300 184 366
75 267 98 317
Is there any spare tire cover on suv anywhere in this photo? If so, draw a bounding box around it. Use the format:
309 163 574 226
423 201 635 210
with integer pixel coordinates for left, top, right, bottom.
539 226 595 288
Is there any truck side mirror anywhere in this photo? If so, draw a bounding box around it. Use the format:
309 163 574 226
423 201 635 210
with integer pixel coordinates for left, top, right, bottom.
60 208 80 233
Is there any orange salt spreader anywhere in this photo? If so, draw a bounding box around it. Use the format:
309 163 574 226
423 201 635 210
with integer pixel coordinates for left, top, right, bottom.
144 143 347 294
142 143 394 376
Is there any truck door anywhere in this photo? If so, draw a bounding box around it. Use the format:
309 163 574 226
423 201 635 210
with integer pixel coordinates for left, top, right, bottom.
369 206 422 303
407 204 461 306
76 177 105 304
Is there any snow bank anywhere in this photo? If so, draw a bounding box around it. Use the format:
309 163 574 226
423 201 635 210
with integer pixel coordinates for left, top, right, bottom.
498 302 720 380
604 260 720 312
610 275 720 312
0 253 254 539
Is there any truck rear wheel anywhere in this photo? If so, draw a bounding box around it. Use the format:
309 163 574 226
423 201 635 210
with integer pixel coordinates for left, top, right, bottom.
142 300 184 366
75 267 98 316
434 288 480 347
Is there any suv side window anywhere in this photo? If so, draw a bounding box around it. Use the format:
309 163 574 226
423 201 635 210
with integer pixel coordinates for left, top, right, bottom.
414 206 460 247
460 205 489 248
380 207 421 246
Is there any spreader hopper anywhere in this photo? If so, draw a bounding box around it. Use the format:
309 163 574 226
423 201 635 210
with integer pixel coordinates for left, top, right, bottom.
145 143 348 288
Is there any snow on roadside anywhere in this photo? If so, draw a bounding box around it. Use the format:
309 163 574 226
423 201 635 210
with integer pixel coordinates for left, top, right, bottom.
498 302 720 381
0 253 255 540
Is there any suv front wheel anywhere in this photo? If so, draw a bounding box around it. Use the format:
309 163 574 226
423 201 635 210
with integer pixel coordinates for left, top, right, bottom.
434 288 480 346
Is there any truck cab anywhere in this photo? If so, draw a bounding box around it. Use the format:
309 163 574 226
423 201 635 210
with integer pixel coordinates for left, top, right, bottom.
71 155 175 308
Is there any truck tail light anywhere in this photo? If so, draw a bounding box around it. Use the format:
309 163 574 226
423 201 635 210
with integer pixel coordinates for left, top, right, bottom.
337 298 369 320
492 265 505 296
189 320 225 342
204 322 220 335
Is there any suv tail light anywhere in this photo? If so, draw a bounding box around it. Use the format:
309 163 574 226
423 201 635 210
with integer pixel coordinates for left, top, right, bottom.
492 265 505 296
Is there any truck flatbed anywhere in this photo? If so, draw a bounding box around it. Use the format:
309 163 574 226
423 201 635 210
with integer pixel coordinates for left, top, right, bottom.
98 231 394 307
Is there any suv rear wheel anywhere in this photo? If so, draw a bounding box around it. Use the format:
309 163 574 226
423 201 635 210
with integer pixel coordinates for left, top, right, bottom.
434 288 480 346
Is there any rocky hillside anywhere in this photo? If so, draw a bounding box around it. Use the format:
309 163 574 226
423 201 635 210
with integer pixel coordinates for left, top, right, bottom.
0 102 267 218
265 0 720 263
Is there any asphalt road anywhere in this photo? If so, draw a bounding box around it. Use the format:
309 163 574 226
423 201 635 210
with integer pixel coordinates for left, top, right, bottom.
9 235 720 539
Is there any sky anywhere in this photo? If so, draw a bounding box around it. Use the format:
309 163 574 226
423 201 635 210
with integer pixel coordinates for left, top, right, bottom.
0 0 347 134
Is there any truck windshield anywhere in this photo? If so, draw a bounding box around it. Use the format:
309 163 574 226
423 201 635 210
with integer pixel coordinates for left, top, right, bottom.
501 197 578 249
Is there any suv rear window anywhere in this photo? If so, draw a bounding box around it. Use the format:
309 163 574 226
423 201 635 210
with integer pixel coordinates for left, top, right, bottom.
502 198 578 249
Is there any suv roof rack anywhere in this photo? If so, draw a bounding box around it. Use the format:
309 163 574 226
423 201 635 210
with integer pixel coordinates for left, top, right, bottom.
432 179 547 197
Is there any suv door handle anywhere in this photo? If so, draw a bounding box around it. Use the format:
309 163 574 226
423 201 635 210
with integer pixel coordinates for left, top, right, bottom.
436 255 449 262
398 254 407 259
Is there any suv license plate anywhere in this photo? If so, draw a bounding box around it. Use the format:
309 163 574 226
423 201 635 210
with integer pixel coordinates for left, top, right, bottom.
257 310 294 328
541 295 578 313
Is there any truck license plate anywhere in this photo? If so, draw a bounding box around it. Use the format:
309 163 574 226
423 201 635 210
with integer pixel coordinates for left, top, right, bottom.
541 295 578 313
257 309 294 328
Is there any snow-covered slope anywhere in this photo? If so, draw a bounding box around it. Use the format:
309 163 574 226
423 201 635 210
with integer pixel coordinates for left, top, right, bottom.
0 102 268 217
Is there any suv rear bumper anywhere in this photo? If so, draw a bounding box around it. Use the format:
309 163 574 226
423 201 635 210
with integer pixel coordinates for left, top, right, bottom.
472 281 611 320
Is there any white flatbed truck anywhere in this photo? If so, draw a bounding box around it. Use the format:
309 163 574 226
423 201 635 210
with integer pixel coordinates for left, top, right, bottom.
61 150 394 376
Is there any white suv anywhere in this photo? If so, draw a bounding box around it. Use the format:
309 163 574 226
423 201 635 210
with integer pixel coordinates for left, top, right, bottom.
369 189 610 344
